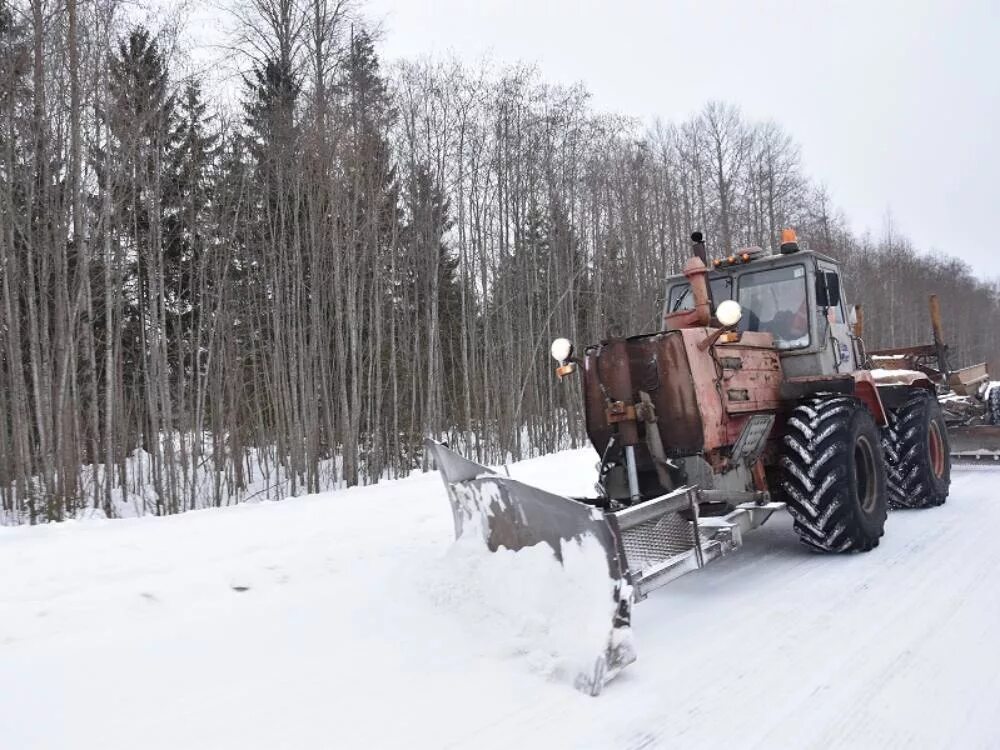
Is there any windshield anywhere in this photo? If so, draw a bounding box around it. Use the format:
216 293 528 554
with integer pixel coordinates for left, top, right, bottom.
737 265 810 349
667 276 734 313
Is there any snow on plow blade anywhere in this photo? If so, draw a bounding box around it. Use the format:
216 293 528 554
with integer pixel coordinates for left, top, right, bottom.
425 440 781 695
425 439 634 695
949 426 1000 463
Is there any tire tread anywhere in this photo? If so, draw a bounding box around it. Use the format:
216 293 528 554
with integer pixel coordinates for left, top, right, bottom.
988 387 1000 426
780 396 886 552
881 391 949 509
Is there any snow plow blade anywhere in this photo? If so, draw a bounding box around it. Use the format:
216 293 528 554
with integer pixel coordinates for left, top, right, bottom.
949 426 1000 464
426 440 783 695
425 439 634 695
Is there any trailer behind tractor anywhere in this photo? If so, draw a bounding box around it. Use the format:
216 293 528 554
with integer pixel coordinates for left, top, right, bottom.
862 295 1000 463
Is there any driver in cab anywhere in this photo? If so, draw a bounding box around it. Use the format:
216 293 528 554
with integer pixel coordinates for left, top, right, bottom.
759 283 808 343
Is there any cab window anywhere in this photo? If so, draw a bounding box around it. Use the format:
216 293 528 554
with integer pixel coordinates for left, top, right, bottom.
737 265 810 350
667 276 734 313
833 296 846 324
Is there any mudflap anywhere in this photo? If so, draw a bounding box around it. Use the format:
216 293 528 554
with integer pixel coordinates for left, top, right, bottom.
425 440 635 695
949 425 1000 464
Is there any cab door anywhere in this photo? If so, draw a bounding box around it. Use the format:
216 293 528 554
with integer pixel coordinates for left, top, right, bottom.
815 262 857 372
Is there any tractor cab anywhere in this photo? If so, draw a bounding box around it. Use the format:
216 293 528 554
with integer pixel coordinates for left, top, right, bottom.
662 231 860 379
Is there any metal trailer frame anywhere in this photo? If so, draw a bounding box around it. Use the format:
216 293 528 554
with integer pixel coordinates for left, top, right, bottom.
866 295 1000 461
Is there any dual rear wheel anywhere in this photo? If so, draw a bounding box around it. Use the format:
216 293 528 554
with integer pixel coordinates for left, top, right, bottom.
881 391 951 509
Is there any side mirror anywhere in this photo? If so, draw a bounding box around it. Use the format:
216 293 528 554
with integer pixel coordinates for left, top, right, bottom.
816 272 841 309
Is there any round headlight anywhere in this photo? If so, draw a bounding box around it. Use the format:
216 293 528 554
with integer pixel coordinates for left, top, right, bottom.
550 337 573 362
716 300 743 328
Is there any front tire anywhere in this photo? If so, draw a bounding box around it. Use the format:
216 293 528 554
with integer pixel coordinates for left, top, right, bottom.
780 396 888 552
882 390 950 508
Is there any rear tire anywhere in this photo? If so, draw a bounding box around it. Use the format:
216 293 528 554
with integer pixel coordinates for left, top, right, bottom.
881 390 950 509
780 396 888 552
989 387 1000 426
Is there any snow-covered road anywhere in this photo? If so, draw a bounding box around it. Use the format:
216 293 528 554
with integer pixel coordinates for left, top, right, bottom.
2 454 999 749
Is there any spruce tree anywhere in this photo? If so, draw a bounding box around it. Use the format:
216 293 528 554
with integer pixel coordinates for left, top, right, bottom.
163 81 218 367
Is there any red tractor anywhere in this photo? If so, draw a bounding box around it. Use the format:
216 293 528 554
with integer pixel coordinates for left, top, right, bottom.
428 229 951 694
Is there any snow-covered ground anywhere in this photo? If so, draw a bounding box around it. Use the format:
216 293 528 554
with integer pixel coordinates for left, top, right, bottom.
3 451 999 749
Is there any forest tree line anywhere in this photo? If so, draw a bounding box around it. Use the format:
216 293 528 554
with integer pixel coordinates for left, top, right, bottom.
1 0 998 523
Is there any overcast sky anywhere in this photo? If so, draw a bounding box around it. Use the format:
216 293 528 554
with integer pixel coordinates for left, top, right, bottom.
361 0 998 278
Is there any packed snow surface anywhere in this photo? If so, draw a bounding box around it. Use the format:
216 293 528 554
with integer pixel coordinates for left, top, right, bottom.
3 452 1000 749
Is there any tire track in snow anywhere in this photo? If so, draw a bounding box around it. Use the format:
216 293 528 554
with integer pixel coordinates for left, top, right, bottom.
459 469 1000 750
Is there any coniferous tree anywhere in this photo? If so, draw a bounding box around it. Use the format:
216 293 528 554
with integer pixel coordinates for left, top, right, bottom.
402 163 463 453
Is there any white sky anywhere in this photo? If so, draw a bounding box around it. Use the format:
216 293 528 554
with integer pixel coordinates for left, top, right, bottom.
362 0 999 278
167 0 997 277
